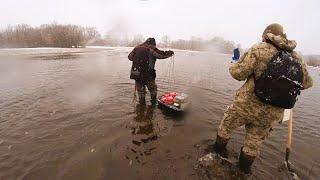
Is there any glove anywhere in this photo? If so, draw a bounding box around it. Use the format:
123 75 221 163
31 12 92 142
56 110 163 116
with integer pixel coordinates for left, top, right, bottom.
168 50 174 56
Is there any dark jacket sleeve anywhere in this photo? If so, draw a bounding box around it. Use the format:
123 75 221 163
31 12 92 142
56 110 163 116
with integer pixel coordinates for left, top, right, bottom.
150 48 173 59
128 48 135 61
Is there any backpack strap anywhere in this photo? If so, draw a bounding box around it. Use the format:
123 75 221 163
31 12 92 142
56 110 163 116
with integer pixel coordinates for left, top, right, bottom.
253 48 281 83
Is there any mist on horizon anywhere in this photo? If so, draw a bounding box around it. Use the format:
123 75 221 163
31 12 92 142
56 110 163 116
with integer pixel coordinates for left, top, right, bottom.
0 0 319 54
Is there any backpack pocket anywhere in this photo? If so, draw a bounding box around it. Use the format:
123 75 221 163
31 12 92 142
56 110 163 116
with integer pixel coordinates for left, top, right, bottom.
130 66 140 80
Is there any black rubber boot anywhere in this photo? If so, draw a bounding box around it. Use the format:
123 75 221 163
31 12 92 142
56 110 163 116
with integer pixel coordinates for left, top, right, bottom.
238 148 255 174
213 135 229 158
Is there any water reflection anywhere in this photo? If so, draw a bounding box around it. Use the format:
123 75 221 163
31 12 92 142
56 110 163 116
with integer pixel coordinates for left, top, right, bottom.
32 53 80 60
0 49 319 179
126 104 159 165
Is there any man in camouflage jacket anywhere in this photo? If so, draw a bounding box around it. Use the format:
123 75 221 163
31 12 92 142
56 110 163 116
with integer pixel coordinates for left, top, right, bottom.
213 23 313 174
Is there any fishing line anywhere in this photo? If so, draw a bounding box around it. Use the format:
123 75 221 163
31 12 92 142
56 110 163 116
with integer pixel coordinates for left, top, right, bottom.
167 55 175 92
159 55 175 94
171 55 175 89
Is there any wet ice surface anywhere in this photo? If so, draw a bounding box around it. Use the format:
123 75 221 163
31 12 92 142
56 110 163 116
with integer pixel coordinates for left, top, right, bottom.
0 47 319 180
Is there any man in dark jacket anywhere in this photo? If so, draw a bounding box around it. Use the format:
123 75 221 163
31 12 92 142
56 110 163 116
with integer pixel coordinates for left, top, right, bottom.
128 38 174 105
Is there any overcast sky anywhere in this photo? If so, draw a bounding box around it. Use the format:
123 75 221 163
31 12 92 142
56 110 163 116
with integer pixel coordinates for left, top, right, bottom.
0 0 319 54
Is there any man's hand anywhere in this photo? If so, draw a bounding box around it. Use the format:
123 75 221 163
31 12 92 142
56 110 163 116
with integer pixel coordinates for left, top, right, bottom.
168 50 174 56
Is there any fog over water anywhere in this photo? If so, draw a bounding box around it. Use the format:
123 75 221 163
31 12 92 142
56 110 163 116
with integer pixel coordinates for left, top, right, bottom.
0 0 320 179
0 0 319 54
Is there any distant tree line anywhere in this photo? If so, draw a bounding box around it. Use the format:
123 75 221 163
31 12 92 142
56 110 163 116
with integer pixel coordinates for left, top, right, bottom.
103 34 239 54
168 36 239 54
304 55 320 67
0 23 239 53
0 23 101 48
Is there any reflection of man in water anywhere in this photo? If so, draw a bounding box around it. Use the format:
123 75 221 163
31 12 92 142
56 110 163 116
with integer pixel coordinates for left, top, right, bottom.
126 104 158 165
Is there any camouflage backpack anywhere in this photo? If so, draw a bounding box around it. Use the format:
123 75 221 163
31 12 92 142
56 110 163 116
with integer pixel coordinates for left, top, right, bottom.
254 51 304 109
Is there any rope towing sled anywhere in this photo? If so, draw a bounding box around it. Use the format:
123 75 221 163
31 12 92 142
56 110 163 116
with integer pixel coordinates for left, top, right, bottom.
157 55 191 112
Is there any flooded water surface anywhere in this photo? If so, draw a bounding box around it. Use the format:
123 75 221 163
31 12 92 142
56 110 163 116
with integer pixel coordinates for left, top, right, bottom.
0 48 319 180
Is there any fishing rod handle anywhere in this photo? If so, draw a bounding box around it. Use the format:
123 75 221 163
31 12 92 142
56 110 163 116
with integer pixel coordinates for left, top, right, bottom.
286 110 293 149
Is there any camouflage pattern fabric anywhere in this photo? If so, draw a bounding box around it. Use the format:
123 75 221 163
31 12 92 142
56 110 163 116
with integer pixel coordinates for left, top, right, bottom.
136 80 158 104
217 33 313 157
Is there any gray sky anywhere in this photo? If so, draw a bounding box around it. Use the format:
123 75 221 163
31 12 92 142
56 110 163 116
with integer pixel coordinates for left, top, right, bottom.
0 0 319 54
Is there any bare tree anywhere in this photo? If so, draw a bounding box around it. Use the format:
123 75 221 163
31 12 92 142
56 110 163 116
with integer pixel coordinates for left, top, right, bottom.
129 34 145 47
0 23 104 48
160 35 171 48
0 23 238 52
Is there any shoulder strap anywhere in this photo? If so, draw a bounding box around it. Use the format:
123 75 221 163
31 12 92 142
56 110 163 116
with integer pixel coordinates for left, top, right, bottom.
253 49 282 82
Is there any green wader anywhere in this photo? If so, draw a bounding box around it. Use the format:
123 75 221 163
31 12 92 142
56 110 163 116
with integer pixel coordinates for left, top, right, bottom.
135 80 158 105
